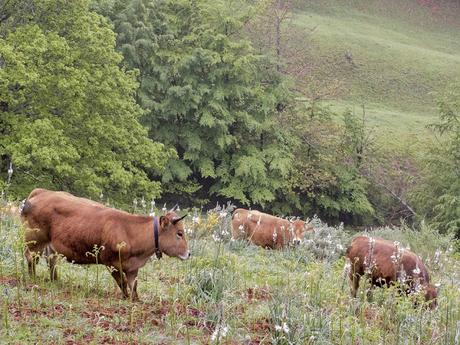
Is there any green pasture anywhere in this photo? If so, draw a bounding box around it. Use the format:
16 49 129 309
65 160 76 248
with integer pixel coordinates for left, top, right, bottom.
293 0 460 133
0 207 458 344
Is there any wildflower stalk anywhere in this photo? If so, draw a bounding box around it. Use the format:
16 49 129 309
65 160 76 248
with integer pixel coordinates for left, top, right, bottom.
3 295 9 334
85 245 105 305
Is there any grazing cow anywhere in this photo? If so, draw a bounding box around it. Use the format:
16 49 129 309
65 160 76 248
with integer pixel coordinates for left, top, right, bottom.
346 236 438 309
231 208 314 249
21 188 190 300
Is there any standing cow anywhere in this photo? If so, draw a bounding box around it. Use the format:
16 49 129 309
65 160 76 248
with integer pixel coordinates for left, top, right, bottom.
21 188 190 300
346 236 438 309
231 208 314 249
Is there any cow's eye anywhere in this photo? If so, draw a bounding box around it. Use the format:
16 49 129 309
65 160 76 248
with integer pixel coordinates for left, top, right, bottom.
177 231 183 238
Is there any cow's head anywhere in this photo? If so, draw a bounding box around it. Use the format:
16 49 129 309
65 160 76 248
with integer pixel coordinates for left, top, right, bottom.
159 211 190 260
424 284 438 309
291 220 314 245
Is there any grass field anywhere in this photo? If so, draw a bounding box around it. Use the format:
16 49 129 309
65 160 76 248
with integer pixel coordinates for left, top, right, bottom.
1 206 459 344
292 0 460 134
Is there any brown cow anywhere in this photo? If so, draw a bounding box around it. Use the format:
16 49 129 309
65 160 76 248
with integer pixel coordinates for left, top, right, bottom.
231 208 314 249
21 188 190 300
346 236 438 309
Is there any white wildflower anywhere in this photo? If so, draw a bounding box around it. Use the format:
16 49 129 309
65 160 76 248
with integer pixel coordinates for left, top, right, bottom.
343 260 351 276
211 324 229 342
7 162 13 182
365 237 376 274
275 325 282 332
282 322 290 334
398 266 407 284
434 249 441 265
192 215 199 224
212 233 222 242
413 265 421 275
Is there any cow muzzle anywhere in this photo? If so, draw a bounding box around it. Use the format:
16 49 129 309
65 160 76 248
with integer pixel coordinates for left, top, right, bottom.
293 239 301 245
179 251 191 260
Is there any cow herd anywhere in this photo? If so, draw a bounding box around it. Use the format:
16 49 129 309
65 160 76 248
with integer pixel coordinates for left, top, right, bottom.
18 188 438 308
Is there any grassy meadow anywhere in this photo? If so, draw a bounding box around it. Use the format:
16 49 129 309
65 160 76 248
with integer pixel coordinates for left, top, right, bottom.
1 204 459 344
293 0 460 134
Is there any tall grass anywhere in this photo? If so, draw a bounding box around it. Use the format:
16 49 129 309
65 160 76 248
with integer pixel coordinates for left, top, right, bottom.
0 203 459 344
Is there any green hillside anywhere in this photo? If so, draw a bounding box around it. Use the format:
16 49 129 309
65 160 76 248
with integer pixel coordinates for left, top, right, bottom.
293 0 460 134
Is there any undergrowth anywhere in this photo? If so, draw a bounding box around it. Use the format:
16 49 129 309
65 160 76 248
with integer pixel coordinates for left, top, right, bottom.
0 204 459 344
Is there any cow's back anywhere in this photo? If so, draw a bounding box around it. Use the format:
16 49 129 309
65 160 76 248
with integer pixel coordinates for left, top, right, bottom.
231 208 292 248
347 236 430 285
22 189 113 262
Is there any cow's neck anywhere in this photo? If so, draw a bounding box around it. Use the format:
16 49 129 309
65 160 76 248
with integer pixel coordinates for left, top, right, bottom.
125 215 159 260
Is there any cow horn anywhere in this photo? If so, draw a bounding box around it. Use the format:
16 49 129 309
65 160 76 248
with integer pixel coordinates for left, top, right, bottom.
172 214 187 225
170 204 179 212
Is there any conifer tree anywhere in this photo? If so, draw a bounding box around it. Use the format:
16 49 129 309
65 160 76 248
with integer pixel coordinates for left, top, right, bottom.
113 0 292 205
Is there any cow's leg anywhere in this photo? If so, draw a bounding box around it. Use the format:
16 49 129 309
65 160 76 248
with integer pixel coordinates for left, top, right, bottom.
126 270 139 301
25 247 39 278
350 271 360 298
24 227 48 278
111 269 129 298
46 247 59 281
48 256 58 281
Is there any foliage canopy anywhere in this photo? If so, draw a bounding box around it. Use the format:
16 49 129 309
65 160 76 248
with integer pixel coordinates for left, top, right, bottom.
0 0 172 203
111 0 292 206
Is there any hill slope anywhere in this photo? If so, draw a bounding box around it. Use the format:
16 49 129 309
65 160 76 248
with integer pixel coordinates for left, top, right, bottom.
293 0 460 134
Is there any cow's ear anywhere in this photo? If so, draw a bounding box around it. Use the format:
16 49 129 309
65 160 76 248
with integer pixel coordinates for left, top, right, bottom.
160 216 170 229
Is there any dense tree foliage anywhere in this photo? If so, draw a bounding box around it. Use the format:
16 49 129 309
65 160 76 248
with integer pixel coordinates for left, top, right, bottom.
272 108 374 221
0 0 172 203
110 0 292 206
412 85 460 237
0 0 458 235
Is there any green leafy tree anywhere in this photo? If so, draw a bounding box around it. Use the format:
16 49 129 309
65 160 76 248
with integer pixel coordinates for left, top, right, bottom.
412 85 460 237
0 0 173 203
277 107 374 222
112 0 292 206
